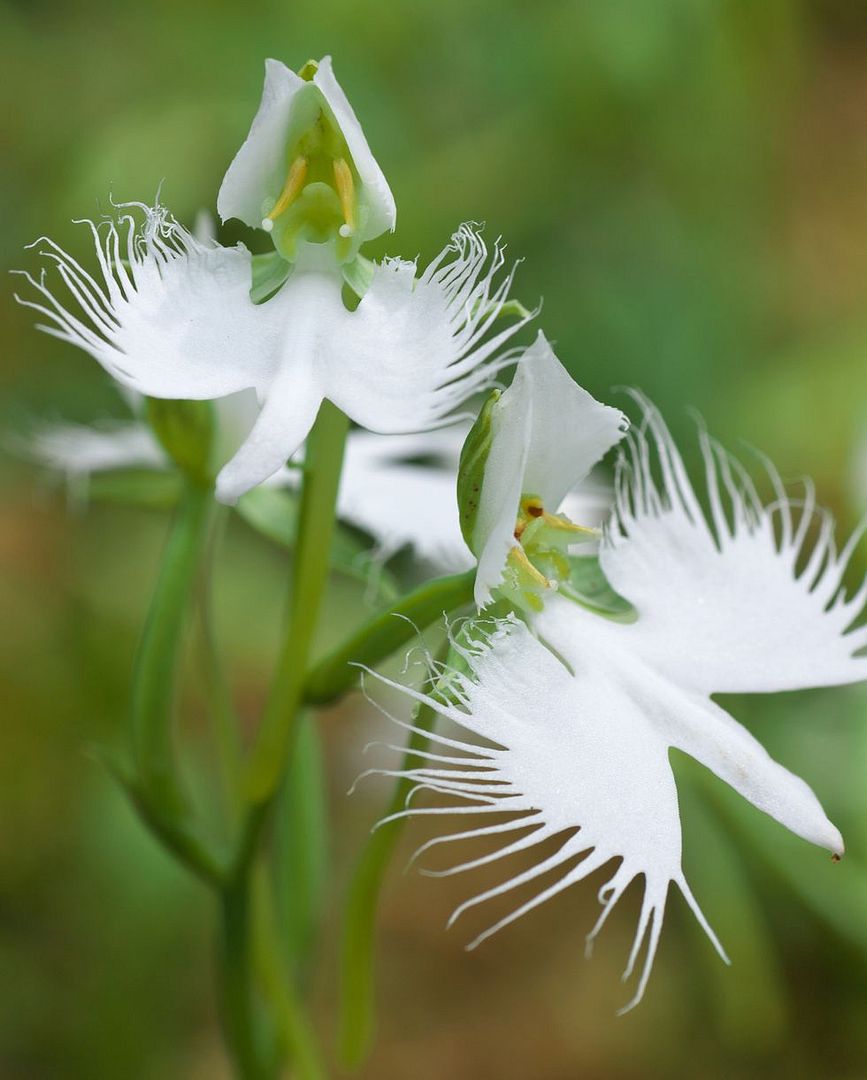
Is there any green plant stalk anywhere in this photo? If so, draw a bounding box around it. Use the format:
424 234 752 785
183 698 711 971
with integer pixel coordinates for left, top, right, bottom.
221 876 278 1080
304 569 476 706
338 689 442 1069
128 478 223 881
272 713 328 985
198 503 243 831
244 401 350 809
253 860 325 1080
219 402 348 1079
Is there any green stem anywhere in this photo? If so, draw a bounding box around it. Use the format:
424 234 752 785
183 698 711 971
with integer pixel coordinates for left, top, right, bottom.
221 877 277 1080
253 861 325 1080
128 478 223 883
198 503 243 830
219 402 348 1078
244 401 349 810
304 569 476 706
338 685 443 1068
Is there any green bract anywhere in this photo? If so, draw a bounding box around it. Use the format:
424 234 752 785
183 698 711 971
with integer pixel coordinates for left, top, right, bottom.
456 388 499 554
145 398 214 486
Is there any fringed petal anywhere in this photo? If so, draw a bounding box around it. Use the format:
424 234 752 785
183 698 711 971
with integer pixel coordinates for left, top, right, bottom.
329 224 533 436
15 202 282 400
601 396 867 693
362 616 726 1011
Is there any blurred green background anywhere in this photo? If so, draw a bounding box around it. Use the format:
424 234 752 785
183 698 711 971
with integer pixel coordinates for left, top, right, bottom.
3 0 867 1077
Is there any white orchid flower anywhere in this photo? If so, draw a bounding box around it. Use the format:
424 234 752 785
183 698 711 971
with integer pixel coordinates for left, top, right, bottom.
367 380 867 1011
15 57 532 505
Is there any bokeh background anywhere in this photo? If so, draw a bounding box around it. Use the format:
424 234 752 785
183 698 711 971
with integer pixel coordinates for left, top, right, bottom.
3 0 867 1077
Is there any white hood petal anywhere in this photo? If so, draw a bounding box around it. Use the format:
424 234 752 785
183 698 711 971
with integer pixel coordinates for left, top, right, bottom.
217 59 306 229
16 203 282 401
312 57 395 239
217 57 395 240
473 333 626 605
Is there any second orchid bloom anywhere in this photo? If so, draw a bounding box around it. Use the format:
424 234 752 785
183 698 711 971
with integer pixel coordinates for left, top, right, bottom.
368 340 867 1011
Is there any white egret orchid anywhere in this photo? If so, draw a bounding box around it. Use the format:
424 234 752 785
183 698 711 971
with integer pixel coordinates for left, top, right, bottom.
367 350 867 1011
14 57 532 504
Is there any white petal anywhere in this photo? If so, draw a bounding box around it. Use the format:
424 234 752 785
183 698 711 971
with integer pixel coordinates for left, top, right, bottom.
473 332 626 605
216 359 322 504
336 428 471 568
520 334 627 509
328 225 532 438
472 368 532 606
217 59 306 229
23 421 164 477
313 56 396 240
213 271 347 502
364 615 726 1010
601 399 867 694
16 203 281 400
537 593 844 857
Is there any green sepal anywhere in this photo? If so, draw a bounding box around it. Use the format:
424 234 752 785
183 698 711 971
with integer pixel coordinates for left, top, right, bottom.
341 255 376 300
250 251 292 304
145 398 214 486
234 485 399 603
558 554 634 619
457 389 500 552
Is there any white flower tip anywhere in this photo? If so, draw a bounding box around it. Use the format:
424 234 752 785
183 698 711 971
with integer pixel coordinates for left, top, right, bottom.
214 473 241 506
261 218 274 233
339 223 354 238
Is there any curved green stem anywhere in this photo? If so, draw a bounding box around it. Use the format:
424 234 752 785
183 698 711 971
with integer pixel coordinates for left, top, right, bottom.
338 681 444 1068
304 569 475 706
128 478 224 883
